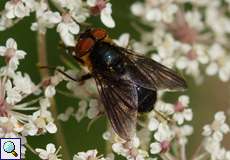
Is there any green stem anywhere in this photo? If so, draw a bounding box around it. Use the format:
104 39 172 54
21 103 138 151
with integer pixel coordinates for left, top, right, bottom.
37 32 70 160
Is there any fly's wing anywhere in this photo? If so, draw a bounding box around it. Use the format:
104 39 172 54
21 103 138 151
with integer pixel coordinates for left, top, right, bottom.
119 47 187 90
94 72 138 140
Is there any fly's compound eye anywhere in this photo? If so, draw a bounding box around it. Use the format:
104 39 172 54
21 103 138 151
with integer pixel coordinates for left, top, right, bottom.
91 28 107 40
75 38 95 57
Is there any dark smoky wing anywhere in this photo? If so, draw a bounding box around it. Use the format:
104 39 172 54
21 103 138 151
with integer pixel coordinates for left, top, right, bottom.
120 48 187 90
94 72 138 140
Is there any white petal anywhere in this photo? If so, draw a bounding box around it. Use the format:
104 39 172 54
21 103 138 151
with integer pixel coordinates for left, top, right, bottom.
48 12 62 24
173 113 184 125
130 2 144 16
101 5 115 28
220 123 230 134
28 125 38 136
202 125 212 136
114 33 130 47
87 106 99 119
67 22 80 34
15 2 27 18
45 85 56 98
9 57 19 70
145 9 162 21
60 31 75 47
6 38 17 49
219 67 230 82
179 95 189 106
206 63 218 76
213 131 223 142
150 142 161 154
46 143 56 154
154 124 172 141
0 46 6 56
6 10 15 19
176 57 188 69
39 151 49 159
148 118 159 131
46 122 57 133
183 109 193 121
35 148 45 153
214 111 226 123
87 0 97 7
15 50 26 59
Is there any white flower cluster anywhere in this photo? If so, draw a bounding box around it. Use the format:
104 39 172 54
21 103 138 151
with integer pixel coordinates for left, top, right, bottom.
0 38 59 158
130 0 230 83
35 143 62 160
202 112 230 160
0 0 115 46
57 71 103 123
91 94 192 160
73 149 110 160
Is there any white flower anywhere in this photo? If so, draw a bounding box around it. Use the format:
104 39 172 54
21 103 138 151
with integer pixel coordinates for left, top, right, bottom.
87 99 101 119
114 33 130 48
5 0 31 19
205 43 230 82
202 111 230 142
100 3 115 28
155 101 174 116
0 38 26 71
31 109 57 134
67 78 98 99
0 13 13 31
145 8 162 22
0 116 24 138
31 1 62 33
131 1 177 23
56 12 80 46
35 143 62 160
75 100 87 122
176 45 208 78
73 149 104 160
150 123 173 154
151 33 179 68
130 2 144 16
203 137 227 160
5 79 22 105
148 117 159 131
58 107 74 122
45 85 56 98
87 0 115 28
13 71 36 95
173 95 193 125
44 70 65 98
174 125 194 145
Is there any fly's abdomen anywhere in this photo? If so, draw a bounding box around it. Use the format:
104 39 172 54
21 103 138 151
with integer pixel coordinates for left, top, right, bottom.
136 86 157 113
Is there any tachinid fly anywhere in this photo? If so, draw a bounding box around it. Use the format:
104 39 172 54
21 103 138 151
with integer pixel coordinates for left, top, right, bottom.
65 28 187 140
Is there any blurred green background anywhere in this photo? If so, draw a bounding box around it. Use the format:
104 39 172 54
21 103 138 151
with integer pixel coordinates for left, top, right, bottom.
0 0 230 159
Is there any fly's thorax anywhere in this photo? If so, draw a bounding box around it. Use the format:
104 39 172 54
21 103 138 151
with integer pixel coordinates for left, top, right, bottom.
89 41 126 74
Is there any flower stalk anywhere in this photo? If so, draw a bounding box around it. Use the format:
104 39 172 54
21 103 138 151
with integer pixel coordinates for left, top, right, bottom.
37 32 70 160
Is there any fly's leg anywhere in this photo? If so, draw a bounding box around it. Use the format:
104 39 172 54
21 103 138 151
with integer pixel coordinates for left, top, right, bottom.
54 68 92 84
38 65 92 83
153 109 176 125
77 73 92 85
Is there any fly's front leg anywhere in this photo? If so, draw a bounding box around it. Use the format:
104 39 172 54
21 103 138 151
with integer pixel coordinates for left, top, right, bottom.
52 67 92 84
77 73 92 85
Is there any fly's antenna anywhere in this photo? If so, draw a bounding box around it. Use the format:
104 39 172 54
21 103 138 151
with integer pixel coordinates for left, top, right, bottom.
37 65 79 82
